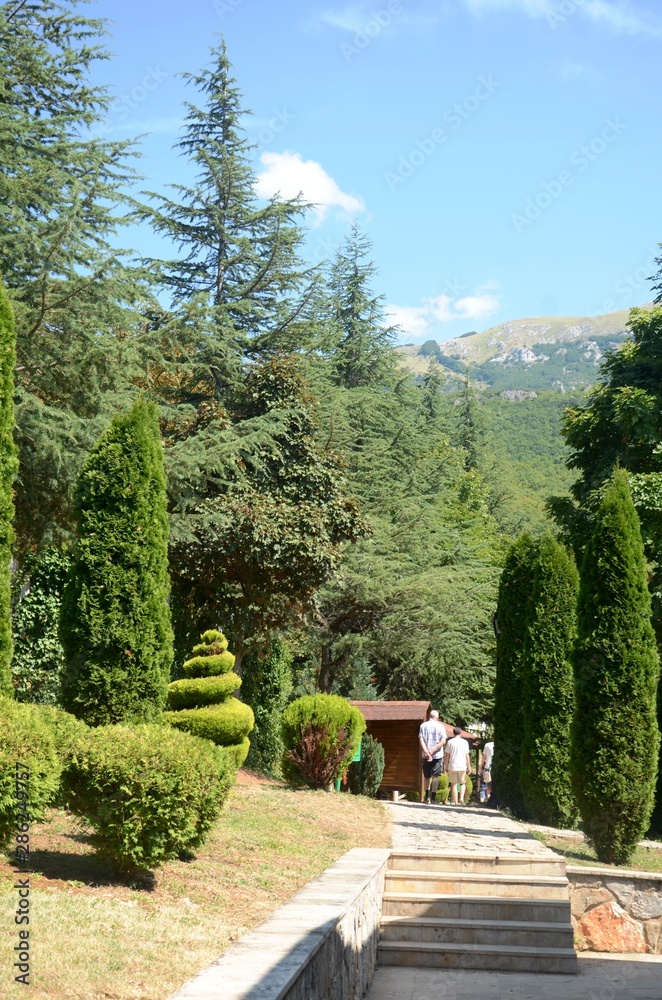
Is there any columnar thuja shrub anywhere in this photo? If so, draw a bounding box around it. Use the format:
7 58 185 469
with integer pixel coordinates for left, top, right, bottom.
0 282 18 698
571 471 660 864
242 639 293 776
163 629 254 767
492 534 535 816
347 732 385 797
281 694 365 789
59 398 173 725
520 535 579 828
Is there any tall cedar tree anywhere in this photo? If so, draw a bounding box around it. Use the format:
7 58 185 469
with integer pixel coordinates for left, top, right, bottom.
520 535 579 827
492 534 536 816
0 1 147 554
0 283 17 696
550 306 662 831
60 399 173 725
571 471 660 863
455 375 482 472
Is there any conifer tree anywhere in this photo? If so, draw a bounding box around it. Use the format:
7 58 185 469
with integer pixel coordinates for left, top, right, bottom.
0 282 18 697
60 399 173 725
571 471 660 863
520 535 579 827
492 534 536 816
455 375 482 471
242 639 293 776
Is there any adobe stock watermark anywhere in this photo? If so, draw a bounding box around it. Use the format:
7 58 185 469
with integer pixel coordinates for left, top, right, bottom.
213 0 244 17
592 245 660 316
91 66 169 138
546 0 589 30
340 0 404 62
254 108 295 148
384 76 502 191
511 117 627 234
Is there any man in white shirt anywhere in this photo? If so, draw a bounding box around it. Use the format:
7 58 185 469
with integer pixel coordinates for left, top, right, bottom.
444 726 471 805
479 740 494 802
418 710 446 804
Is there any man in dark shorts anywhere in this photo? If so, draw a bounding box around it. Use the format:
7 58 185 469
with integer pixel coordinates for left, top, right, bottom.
418 709 447 804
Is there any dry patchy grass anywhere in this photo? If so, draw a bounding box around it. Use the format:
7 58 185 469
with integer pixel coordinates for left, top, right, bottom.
0 771 390 1000
536 834 662 874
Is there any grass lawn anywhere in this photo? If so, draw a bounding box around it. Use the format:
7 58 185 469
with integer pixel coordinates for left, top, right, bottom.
0 770 390 1000
534 833 662 875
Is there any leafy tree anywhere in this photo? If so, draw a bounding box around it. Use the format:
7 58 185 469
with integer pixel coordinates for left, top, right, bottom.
0 282 17 697
571 471 660 863
60 399 173 725
242 639 293 776
12 548 70 705
520 535 579 827
492 534 536 816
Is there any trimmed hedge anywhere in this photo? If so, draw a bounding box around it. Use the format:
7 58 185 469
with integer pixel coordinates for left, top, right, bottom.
348 733 385 797
62 723 235 871
164 699 254 746
0 698 60 848
282 694 365 789
167 673 241 710
30 705 89 764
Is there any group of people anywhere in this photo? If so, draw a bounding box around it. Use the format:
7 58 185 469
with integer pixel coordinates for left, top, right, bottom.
418 710 494 806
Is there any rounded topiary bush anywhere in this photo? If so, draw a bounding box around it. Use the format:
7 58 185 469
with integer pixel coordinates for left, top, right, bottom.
62 723 235 872
0 698 61 849
163 629 253 759
348 732 385 797
282 694 365 790
30 705 89 765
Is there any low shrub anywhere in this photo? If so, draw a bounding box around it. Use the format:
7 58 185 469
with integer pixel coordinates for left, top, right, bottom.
62 723 235 872
348 733 385 797
282 694 365 790
29 705 89 764
0 698 61 849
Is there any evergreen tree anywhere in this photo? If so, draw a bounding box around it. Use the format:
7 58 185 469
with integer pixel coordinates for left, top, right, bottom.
455 375 482 472
60 399 173 725
571 471 660 863
520 535 579 827
492 534 536 816
0 282 17 697
242 639 293 776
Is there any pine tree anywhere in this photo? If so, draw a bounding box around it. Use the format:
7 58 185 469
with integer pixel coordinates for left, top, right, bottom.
520 535 579 827
571 471 660 863
492 534 536 816
0 282 17 697
455 375 482 472
60 399 173 725
242 639 293 776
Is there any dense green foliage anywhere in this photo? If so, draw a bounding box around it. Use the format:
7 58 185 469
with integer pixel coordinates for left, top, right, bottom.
520 535 579 827
0 698 60 848
493 535 535 816
0 282 17 696
281 694 365 788
12 548 70 705
62 723 235 871
59 399 173 725
347 732 385 798
571 472 660 863
242 640 293 776
164 629 253 765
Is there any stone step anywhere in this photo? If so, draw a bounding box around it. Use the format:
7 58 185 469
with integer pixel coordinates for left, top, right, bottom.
382 892 572 922
380 915 574 949
378 939 578 974
388 850 566 876
384 870 569 899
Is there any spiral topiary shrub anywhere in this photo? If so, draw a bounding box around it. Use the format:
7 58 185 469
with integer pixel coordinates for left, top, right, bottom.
281 694 365 790
163 629 253 765
0 698 61 849
348 733 385 797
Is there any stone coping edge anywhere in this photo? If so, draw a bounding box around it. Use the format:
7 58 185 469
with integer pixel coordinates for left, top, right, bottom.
168 846 391 1000
567 865 662 886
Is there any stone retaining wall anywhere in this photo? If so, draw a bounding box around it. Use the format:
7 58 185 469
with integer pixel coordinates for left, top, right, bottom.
168 847 390 1000
568 866 662 955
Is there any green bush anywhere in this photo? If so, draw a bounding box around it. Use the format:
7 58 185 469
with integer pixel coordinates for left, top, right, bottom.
164 629 254 761
348 733 385 797
62 723 235 871
0 698 60 848
242 640 293 776
281 694 365 789
59 398 173 725
30 705 88 764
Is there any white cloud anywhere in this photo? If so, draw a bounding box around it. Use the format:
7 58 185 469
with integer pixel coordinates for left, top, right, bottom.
387 287 501 339
385 304 431 338
463 0 662 36
455 293 502 320
254 151 365 224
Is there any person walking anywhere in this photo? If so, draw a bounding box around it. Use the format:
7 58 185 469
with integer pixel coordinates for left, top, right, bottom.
444 726 472 805
479 739 494 803
418 709 446 804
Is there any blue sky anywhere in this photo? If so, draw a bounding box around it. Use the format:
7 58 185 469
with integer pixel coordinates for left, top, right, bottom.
90 0 662 342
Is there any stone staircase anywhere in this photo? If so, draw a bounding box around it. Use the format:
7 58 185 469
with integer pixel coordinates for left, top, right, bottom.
378 850 578 974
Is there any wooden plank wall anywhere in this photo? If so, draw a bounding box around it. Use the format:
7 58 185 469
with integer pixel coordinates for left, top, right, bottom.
367 720 421 794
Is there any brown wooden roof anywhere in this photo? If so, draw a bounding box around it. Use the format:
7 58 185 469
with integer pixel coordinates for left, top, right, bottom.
350 700 430 721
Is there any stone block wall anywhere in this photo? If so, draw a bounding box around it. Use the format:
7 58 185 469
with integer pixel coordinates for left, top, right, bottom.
568 866 662 955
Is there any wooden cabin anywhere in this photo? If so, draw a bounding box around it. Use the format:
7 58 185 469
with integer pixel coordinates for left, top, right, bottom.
350 700 480 801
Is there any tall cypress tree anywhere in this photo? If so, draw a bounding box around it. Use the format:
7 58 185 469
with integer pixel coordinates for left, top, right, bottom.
0 282 18 697
60 399 173 725
571 470 660 863
492 534 535 816
520 535 579 828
